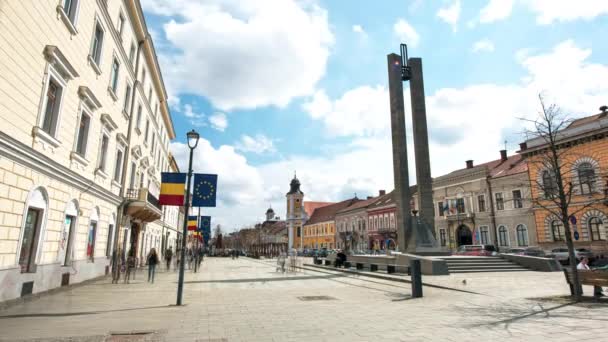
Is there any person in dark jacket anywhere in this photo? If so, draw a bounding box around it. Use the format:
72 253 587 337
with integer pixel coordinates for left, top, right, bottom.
147 248 159 283
165 247 173 271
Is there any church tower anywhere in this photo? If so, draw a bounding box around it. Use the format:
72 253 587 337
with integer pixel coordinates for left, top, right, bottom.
265 206 275 222
286 173 304 250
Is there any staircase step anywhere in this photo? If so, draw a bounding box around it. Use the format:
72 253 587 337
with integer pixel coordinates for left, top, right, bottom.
445 260 514 265
448 264 526 269
450 268 531 273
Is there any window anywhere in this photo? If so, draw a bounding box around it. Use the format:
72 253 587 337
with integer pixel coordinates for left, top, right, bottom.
136 105 142 130
90 22 104 66
144 120 150 143
154 103 159 119
41 78 63 137
87 221 97 261
512 190 523 209
148 87 152 102
109 58 120 93
495 193 504 211
456 198 465 214
498 226 509 246
151 134 156 155
113 148 124 182
19 208 43 273
516 225 528 246
542 170 557 198
477 195 486 212
129 43 136 65
62 213 76 266
479 226 489 244
437 201 444 216
141 68 146 87
140 172 144 187
551 220 564 241
297 227 301 237
129 162 136 188
589 217 603 241
439 229 447 246
62 0 79 24
578 162 595 194
75 112 91 156
123 84 131 113
98 134 109 172
117 13 125 38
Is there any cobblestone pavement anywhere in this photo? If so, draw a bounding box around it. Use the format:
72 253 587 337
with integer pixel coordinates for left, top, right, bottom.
1 257 607 341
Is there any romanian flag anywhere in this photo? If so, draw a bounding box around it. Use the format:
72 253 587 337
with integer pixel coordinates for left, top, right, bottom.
159 173 186 206
187 216 197 231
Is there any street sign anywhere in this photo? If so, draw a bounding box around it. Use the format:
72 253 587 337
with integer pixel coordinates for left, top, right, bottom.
574 231 580 241
570 215 577 225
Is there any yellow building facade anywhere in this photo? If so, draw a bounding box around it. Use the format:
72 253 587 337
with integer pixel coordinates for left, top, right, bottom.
303 221 335 249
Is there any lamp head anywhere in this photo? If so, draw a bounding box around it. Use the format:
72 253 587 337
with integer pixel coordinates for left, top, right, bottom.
187 129 200 149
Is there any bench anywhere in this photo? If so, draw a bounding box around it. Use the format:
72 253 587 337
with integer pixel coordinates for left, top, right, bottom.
563 269 608 297
356 263 364 270
370 264 378 272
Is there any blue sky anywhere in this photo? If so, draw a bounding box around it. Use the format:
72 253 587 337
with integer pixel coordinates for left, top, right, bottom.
141 0 608 230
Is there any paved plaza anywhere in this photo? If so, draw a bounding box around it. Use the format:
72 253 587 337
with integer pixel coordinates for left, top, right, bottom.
0 257 607 341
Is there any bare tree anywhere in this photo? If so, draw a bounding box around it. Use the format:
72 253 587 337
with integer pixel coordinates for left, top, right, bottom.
522 96 608 301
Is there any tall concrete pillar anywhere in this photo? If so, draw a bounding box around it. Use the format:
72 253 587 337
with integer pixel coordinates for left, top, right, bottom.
408 58 435 236
387 53 412 252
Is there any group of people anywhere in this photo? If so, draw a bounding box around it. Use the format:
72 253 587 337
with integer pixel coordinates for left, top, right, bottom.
110 245 207 284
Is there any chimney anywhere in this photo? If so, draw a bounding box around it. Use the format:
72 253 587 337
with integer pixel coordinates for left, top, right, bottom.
466 160 474 169
367 196 373 200
500 149 508 161
600 105 608 117
519 142 527 151
379 190 386 196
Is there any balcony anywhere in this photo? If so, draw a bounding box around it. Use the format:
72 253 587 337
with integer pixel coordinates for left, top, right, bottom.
445 211 475 222
125 188 162 222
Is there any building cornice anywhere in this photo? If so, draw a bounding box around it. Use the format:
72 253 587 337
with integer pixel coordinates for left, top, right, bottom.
0 132 121 205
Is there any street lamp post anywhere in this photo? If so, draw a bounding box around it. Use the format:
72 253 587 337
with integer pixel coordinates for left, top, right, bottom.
176 129 200 306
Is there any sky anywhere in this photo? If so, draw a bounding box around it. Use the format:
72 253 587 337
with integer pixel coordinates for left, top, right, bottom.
140 0 608 231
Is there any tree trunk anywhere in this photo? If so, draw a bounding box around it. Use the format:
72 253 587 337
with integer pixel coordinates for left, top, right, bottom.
563 219 582 301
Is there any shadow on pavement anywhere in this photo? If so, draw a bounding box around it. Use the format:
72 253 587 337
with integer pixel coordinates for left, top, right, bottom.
0 304 172 319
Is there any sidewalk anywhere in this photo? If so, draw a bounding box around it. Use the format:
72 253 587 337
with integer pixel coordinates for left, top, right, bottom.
1 257 607 341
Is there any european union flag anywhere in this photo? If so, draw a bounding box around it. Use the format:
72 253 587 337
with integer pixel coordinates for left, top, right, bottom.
198 216 211 232
192 174 217 207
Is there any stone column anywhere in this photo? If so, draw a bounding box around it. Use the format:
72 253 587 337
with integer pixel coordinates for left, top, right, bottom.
387 53 412 252
408 58 435 236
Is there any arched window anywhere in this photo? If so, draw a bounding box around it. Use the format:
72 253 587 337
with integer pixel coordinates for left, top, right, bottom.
542 170 556 198
516 224 528 247
87 207 100 261
589 217 604 241
551 220 564 241
18 187 49 273
577 162 596 194
59 199 78 266
498 226 509 246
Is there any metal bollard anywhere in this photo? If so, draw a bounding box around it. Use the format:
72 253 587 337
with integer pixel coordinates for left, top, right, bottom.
410 259 423 298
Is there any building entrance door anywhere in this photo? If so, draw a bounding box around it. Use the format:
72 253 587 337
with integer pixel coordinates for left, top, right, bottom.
456 225 472 246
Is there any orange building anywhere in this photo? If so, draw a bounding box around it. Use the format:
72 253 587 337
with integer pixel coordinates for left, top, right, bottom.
520 110 608 253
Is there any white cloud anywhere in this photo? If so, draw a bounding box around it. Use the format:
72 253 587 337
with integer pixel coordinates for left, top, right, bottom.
173 40 608 232
479 0 514 23
525 0 608 24
302 86 390 137
142 0 334 111
235 134 276 154
352 24 364 34
393 19 420 47
437 0 461 31
471 39 495 53
209 112 228 132
182 104 206 127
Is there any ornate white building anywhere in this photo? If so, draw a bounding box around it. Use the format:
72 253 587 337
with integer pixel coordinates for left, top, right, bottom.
0 0 177 302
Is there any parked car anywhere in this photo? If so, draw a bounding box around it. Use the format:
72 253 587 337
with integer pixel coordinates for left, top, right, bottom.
547 247 594 264
454 244 497 256
506 246 545 257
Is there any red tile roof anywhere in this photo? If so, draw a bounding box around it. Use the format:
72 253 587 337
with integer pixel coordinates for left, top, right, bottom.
303 201 333 217
439 154 528 180
304 198 361 225
337 196 382 214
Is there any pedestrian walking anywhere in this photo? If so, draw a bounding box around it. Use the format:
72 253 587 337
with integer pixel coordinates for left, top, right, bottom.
147 248 159 283
165 247 173 271
124 249 136 284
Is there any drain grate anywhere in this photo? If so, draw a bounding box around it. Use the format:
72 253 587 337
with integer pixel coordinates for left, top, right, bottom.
297 295 337 301
106 331 156 341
